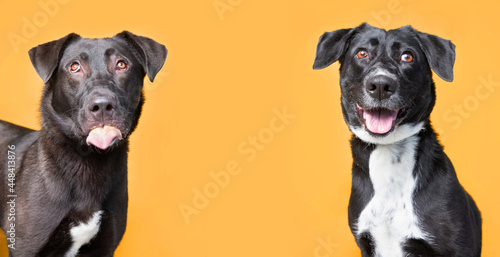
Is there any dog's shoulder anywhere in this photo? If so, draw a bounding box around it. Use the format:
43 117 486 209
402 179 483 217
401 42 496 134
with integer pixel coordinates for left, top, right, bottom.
0 120 38 150
0 120 36 137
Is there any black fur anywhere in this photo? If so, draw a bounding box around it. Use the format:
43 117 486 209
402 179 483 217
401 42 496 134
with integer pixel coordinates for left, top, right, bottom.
0 31 167 256
314 23 481 256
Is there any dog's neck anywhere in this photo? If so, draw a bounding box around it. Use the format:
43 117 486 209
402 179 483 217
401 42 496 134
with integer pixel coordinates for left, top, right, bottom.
35 89 130 216
38 122 128 215
38 125 128 176
350 121 445 178
349 121 426 146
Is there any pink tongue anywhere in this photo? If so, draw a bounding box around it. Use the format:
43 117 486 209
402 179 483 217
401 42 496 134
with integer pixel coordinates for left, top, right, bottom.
86 126 123 150
363 109 398 134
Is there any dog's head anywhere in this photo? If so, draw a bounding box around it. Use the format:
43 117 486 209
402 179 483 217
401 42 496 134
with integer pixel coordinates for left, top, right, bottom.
29 31 167 151
313 23 455 144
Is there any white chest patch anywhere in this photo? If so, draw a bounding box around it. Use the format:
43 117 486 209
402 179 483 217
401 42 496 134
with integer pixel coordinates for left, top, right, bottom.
356 136 428 257
65 211 103 257
350 122 424 145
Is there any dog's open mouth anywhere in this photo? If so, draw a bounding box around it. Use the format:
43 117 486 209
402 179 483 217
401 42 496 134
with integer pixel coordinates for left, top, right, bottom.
86 125 123 150
356 104 407 135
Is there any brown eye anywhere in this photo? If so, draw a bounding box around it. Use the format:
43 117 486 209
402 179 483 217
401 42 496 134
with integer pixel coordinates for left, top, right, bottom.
401 53 413 62
70 62 81 72
356 50 368 59
117 61 127 70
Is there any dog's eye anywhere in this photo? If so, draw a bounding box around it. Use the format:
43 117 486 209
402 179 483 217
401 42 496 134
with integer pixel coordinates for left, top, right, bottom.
69 63 81 73
116 61 127 70
356 50 368 59
401 53 413 62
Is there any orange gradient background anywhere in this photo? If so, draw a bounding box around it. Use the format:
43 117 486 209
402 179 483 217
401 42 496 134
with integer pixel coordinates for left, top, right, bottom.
1 0 499 256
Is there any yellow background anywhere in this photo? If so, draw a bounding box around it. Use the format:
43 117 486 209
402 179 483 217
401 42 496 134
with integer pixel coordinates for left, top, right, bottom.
1 0 499 256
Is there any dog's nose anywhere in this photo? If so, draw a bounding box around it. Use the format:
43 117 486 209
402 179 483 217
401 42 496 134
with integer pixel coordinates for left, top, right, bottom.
365 76 397 100
88 96 116 121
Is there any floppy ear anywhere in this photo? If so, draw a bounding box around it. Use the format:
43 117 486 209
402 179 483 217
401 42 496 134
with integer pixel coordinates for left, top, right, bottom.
114 31 167 82
313 23 370 70
415 31 455 82
28 33 81 84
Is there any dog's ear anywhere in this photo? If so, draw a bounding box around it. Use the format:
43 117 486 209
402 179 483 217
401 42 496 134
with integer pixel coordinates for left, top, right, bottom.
313 28 353 69
28 33 81 84
415 30 455 82
114 31 167 82
313 23 368 70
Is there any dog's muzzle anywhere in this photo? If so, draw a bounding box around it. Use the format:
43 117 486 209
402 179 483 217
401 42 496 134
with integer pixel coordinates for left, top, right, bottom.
356 74 408 135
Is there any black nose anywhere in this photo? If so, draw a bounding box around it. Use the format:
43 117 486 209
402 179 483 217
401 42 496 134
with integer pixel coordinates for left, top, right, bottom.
365 76 397 100
88 96 116 121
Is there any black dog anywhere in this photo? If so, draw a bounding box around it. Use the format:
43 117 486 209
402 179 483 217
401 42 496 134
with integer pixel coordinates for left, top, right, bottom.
0 31 167 256
313 23 481 256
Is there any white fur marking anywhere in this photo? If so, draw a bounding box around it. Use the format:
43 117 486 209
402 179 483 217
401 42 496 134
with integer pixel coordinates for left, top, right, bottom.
366 68 398 82
65 211 103 257
356 136 427 257
350 122 424 145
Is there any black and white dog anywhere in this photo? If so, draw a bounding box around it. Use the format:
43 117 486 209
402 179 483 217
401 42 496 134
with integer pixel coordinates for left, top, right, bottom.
313 23 482 256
